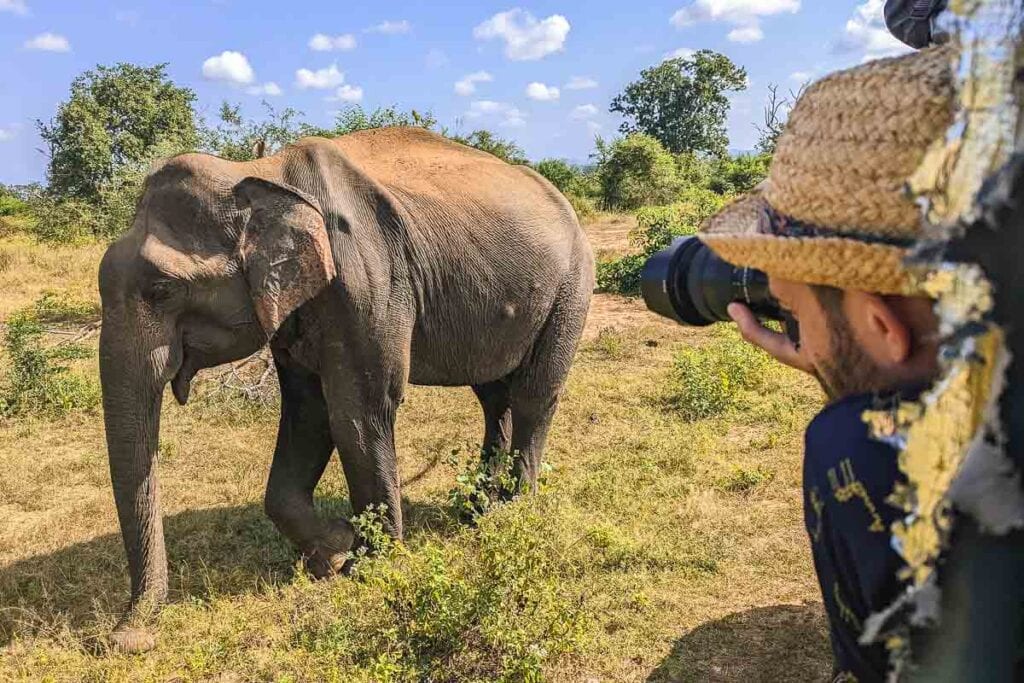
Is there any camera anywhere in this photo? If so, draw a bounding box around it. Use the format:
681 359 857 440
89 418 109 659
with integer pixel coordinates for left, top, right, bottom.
640 236 799 343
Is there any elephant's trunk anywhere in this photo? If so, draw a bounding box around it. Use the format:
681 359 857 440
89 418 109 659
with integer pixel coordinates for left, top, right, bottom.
99 317 171 624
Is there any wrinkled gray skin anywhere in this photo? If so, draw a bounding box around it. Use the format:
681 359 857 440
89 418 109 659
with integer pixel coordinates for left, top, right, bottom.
98 127 593 649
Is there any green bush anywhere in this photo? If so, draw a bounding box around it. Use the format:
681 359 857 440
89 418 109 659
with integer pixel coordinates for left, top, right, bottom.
708 153 771 195
0 307 100 418
295 503 589 681
595 253 646 295
533 159 577 193
596 187 730 295
595 134 680 210
446 445 519 522
25 195 99 244
664 330 770 421
0 193 28 218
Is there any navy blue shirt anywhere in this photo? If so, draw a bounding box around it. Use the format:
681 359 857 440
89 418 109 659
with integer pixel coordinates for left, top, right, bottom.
804 392 911 682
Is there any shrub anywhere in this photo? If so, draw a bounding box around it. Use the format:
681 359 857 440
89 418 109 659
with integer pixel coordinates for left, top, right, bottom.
595 134 680 210
664 330 770 420
295 503 589 681
533 159 577 193
25 195 99 244
446 445 519 522
595 253 646 295
0 307 99 418
708 153 771 195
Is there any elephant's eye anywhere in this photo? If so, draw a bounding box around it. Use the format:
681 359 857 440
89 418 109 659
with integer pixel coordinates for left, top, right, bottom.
144 279 178 305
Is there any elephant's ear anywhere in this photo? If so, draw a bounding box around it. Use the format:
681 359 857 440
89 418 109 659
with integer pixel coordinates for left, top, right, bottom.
233 177 337 337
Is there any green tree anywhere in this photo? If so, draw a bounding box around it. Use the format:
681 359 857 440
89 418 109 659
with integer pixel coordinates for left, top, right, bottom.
38 63 198 201
533 159 577 193
302 105 439 137
202 101 305 161
594 134 680 210
450 130 528 165
610 50 747 156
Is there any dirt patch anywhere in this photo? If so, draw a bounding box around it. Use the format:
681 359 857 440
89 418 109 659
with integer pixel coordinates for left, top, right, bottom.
582 213 636 258
583 293 683 341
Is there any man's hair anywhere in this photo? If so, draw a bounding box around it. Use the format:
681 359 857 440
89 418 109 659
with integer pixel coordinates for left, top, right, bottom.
811 284 845 321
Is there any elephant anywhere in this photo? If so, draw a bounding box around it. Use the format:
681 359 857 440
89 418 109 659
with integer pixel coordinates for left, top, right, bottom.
97 126 594 649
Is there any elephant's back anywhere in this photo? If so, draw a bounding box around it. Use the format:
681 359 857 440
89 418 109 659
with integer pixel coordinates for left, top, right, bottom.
325 128 575 228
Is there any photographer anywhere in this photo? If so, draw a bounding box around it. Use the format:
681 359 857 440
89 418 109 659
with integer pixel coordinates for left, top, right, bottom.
643 47 953 681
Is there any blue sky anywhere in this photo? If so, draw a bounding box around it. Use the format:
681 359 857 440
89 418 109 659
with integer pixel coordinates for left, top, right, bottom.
0 0 912 185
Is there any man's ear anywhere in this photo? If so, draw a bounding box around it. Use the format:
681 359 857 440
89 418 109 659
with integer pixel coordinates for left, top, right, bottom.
233 177 337 337
851 292 912 365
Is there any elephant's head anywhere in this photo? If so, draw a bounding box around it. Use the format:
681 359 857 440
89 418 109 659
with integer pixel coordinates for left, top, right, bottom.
97 153 335 627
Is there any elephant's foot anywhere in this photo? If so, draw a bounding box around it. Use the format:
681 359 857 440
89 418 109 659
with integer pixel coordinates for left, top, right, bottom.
303 519 356 579
108 598 162 653
109 626 157 653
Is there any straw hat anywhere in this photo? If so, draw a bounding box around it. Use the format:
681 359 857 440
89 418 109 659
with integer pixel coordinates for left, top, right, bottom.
699 46 955 295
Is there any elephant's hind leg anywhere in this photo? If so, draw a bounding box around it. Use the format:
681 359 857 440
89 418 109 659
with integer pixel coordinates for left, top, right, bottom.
265 355 354 578
472 380 513 467
506 275 590 493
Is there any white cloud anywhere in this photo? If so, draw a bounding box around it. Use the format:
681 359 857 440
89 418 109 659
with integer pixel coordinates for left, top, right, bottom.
670 0 798 43
309 33 357 51
24 32 70 52
246 82 283 96
570 104 598 120
503 107 527 127
465 100 527 127
728 25 763 42
202 50 254 85
526 82 560 101
565 76 598 90
367 19 411 35
789 70 812 82
329 84 364 102
664 47 696 61
455 70 493 96
0 127 13 142
586 121 602 134
0 0 28 15
467 100 505 117
295 63 345 89
835 0 913 61
474 8 570 61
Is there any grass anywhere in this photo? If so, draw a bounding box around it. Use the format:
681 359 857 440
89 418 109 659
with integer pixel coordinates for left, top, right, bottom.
0 228 830 681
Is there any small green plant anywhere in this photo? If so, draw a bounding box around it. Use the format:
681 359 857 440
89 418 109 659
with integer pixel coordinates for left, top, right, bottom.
588 327 626 359
0 308 99 418
715 465 775 493
664 331 770 420
347 503 395 564
446 445 519 521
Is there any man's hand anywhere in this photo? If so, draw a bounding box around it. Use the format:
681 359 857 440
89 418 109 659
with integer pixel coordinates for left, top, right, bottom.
728 302 815 373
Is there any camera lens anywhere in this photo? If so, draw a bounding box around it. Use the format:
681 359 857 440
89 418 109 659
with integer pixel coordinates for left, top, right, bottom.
641 236 784 326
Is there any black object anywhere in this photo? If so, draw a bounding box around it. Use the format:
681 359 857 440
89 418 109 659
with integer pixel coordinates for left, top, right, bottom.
640 236 799 343
885 0 948 48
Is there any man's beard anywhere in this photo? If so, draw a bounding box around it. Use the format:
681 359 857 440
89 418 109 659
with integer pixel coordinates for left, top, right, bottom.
811 314 884 401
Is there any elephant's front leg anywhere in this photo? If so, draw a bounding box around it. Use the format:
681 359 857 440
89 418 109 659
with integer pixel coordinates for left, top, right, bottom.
320 351 406 542
265 355 354 577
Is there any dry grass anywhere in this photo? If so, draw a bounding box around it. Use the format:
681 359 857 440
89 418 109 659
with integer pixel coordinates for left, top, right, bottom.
0 223 831 682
